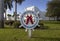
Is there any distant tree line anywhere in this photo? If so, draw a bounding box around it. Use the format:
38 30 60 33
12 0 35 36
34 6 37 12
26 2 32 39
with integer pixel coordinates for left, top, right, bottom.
46 0 60 21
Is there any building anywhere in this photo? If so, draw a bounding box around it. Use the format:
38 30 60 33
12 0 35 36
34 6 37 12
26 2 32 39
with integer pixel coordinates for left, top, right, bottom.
4 13 21 21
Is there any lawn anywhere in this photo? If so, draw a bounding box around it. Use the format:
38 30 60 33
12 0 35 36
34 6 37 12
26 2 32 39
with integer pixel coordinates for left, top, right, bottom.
0 29 60 41
0 21 60 41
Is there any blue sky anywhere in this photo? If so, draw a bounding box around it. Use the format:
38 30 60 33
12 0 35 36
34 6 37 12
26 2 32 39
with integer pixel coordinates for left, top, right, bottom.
6 0 51 14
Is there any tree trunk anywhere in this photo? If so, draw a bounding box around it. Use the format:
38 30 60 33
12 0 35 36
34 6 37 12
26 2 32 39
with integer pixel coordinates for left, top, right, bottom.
14 1 17 28
0 0 4 28
57 16 59 21
15 1 17 21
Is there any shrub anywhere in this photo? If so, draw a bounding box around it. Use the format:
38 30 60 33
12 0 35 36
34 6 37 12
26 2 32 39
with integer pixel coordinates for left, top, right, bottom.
13 21 21 28
5 20 14 25
39 22 44 29
35 21 44 29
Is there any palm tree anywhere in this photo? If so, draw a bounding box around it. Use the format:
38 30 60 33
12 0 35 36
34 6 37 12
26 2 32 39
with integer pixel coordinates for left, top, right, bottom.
13 0 25 21
0 0 13 28
0 0 4 28
4 0 13 20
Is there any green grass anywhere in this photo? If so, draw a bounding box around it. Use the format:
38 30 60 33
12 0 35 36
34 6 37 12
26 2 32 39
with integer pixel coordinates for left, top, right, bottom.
44 23 60 30
0 21 60 41
0 29 60 41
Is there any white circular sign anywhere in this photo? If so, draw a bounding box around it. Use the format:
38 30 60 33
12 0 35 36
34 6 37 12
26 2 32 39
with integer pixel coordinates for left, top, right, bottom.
20 11 39 29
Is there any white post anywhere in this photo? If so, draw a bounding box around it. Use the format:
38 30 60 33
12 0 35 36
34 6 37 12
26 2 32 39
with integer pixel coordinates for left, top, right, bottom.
28 29 31 38
25 28 28 32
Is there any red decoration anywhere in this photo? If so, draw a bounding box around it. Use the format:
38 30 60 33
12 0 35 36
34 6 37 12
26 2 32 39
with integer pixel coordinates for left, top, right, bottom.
26 14 34 24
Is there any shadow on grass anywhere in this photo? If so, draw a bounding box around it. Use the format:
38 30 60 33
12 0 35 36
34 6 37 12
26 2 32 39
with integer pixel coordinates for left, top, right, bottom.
40 26 49 29
35 26 49 30
36 26 60 30
32 36 60 41
42 26 60 30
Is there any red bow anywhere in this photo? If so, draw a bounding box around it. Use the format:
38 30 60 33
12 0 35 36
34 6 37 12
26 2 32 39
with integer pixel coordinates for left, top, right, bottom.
26 15 34 24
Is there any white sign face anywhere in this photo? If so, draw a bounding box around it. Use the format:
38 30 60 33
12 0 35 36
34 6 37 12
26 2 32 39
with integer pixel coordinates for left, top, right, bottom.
20 11 39 29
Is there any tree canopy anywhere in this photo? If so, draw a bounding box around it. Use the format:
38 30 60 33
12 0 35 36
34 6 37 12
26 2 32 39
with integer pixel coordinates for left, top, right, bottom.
4 0 13 10
12 0 25 4
46 0 60 18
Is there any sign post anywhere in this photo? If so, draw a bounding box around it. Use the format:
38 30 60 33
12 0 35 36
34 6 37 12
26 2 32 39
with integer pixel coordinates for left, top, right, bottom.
28 29 31 38
20 11 39 38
